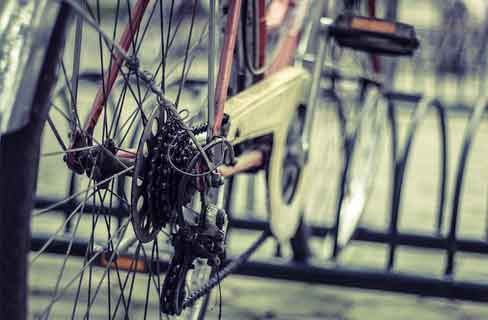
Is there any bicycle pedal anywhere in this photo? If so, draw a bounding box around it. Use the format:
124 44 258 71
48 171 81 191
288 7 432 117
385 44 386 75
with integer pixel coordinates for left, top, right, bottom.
328 14 420 56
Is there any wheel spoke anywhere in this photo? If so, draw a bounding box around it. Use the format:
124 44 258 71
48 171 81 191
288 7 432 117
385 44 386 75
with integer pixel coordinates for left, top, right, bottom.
38 218 131 317
108 82 129 141
30 197 93 264
50 101 73 124
59 57 82 130
33 1 215 318
41 145 98 158
95 0 110 143
175 0 198 107
46 115 68 152
43 158 98 319
33 165 134 217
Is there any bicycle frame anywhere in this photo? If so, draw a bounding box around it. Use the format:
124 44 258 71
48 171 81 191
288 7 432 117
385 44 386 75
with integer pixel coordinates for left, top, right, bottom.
83 0 151 136
60 0 316 240
3 0 377 243
77 0 311 139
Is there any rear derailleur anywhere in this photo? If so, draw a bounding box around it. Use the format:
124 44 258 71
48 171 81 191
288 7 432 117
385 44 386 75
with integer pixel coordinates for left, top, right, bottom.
161 203 228 315
128 106 232 315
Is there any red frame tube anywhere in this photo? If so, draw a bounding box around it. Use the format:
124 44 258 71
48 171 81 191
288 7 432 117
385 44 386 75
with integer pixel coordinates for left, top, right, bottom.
83 0 150 136
80 0 303 141
257 0 267 70
212 0 243 136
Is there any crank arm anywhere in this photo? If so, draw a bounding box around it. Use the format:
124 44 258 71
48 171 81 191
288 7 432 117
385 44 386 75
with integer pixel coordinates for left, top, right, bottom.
218 150 265 177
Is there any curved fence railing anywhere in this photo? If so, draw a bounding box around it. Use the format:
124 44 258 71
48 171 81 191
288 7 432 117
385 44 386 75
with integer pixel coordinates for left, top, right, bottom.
31 0 488 303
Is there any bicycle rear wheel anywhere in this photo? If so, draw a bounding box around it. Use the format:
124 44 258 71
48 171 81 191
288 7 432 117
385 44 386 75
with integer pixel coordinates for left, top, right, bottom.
3 1 224 318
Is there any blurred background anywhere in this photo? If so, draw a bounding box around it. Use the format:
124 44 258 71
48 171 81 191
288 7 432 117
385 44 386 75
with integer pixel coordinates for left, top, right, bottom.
30 0 488 319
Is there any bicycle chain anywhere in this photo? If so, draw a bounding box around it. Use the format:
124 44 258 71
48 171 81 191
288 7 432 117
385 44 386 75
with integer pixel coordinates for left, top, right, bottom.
161 232 193 315
191 122 208 135
161 221 228 316
181 230 270 310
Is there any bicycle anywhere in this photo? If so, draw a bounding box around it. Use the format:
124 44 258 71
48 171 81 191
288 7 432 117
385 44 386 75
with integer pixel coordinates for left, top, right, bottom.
0 0 418 318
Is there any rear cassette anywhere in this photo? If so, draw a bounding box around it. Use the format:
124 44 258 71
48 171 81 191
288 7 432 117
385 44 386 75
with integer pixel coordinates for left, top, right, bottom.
131 107 197 243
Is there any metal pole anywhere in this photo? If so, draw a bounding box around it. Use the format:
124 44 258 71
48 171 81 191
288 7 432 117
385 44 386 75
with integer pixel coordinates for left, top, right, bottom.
302 17 332 160
207 0 217 142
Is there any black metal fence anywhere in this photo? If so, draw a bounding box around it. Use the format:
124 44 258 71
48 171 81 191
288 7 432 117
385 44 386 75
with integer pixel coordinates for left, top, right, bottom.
32 0 488 304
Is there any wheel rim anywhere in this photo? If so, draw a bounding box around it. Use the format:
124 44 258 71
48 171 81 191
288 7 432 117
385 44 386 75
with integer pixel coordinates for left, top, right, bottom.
337 89 385 247
281 105 306 205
